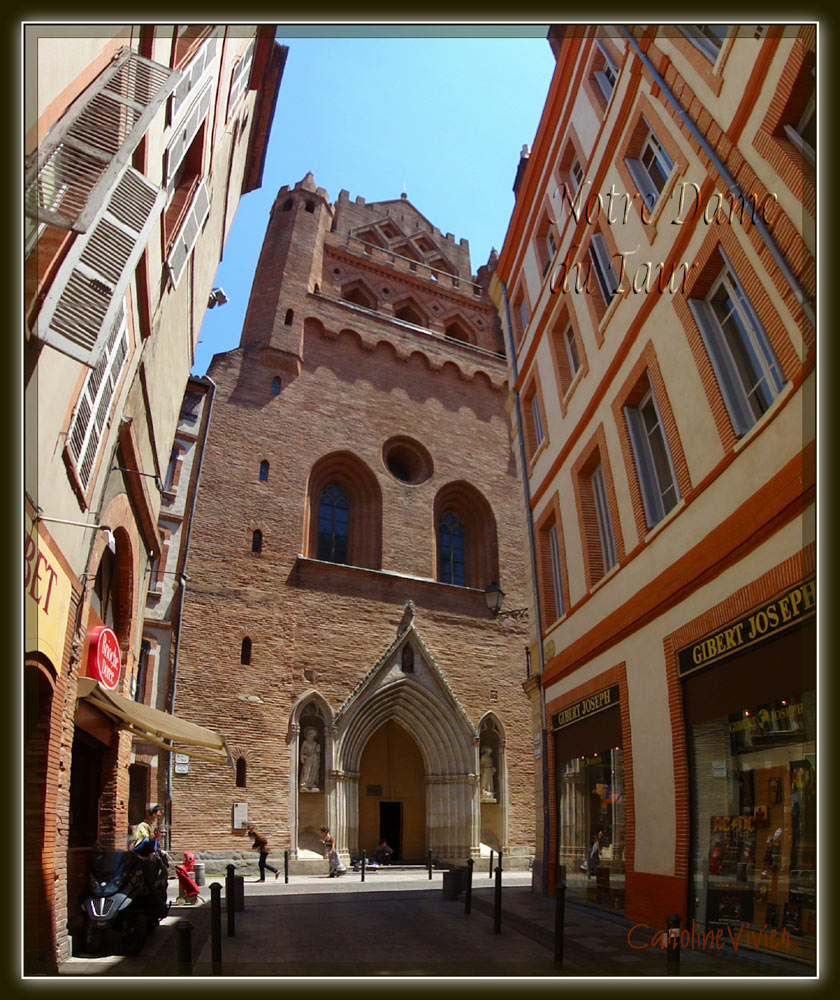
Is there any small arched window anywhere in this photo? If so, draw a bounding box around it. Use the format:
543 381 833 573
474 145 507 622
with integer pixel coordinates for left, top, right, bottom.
438 512 465 586
251 530 263 554
240 637 252 665
305 200 315 213
236 757 247 787
283 198 293 211
284 309 294 326
271 376 281 395
259 460 269 482
317 484 350 564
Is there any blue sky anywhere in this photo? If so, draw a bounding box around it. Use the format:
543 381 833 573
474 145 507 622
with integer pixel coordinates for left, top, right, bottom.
193 29 556 375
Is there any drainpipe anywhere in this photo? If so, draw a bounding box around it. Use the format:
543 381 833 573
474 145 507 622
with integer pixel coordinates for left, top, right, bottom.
500 278 550 896
618 25 815 330
164 375 217 847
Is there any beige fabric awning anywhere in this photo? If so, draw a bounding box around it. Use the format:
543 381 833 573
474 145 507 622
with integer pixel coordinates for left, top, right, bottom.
77 677 231 764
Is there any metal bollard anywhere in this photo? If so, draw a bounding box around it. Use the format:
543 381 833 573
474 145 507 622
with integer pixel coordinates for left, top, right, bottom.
428 849 433 879
554 879 566 966
493 865 502 933
666 913 682 975
210 882 222 975
465 857 474 915
361 850 366 882
284 849 289 884
489 849 494 878
176 920 193 975
226 864 235 937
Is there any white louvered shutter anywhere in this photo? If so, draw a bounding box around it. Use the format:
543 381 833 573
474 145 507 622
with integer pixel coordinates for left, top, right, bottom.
167 180 211 287
227 38 255 119
169 30 221 123
164 81 214 185
36 166 164 367
24 49 181 234
66 305 130 491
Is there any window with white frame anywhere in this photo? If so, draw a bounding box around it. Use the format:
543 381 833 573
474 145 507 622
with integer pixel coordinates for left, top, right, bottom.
66 305 130 492
531 392 545 448
591 463 618 573
563 324 581 381
625 123 674 210
548 523 565 620
782 62 816 167
688 257 785 435
624 383 681 528
589 233 619 307
570 157 584 194
677 24 729 62
592 41 619 104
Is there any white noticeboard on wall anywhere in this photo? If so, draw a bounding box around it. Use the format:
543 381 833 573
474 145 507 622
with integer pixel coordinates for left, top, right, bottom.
233 801 249 829
175 753 189 774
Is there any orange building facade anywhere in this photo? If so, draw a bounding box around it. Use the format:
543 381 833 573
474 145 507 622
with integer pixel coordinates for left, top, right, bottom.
492 24 816 967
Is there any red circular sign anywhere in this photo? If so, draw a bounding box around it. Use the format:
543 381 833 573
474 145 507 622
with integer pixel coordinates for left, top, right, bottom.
88 625 122 690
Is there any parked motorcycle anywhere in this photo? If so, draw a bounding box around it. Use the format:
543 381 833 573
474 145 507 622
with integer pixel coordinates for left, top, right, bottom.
79 847 170 956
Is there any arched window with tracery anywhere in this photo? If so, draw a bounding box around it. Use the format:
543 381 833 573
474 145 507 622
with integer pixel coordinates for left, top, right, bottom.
317 484 350 564
434 481 499 589
438 511 466 586
306 451 382 570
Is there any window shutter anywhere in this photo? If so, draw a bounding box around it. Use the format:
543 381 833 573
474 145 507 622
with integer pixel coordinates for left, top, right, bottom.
24 49 180 233
590 233 619 300
169 30 221 123
624 404 663 527
166 179 211 287
36 166 164 367
164 81 213 185
625 157 657 210
227 38 255 118
688 297 754 436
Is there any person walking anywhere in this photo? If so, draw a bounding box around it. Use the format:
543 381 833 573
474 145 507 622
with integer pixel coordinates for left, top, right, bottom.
247 824 279 881
320 826 346 877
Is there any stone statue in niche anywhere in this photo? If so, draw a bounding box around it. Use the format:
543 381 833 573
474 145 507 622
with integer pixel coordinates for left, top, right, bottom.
480 745 496 802
300 727 321 792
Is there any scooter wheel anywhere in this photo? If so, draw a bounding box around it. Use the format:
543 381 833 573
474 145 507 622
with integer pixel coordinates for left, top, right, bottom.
120 909 148 955
82 919 105 956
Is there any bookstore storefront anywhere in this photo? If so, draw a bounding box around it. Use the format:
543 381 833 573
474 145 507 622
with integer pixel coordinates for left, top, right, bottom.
680 578 816 964
552 683 626 913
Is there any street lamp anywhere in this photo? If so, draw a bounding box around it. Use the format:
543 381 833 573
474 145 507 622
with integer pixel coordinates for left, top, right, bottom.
484 582 528 619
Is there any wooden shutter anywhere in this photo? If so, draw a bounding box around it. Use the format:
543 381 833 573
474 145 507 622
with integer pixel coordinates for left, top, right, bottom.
166 179 211 287
169 30 221 121
36 166 164 367
24 49 180 234
163 80 213 185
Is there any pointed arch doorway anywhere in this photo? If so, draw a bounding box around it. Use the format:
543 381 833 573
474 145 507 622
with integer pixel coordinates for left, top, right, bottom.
357 720 425 862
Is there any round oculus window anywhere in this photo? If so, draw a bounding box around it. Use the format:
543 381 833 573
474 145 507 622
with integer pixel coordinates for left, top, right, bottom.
383 436 433 485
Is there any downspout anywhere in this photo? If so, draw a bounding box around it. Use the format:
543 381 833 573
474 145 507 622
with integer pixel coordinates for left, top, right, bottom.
500 278 551 896
164 375 217 847
618 25 815 330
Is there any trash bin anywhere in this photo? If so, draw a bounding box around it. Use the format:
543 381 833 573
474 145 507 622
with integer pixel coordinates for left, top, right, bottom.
192 862 206 886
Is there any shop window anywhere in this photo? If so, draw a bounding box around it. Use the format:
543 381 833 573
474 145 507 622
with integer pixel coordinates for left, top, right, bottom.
624 378 681 528
688 257 785 436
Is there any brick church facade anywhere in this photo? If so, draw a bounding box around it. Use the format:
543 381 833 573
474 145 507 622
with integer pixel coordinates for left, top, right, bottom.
168 173 536 869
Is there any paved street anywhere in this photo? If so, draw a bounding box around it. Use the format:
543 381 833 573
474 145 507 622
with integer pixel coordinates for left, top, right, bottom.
55 868 815 979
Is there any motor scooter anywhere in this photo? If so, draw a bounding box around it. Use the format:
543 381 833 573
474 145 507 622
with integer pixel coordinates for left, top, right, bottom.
79 847 170 956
